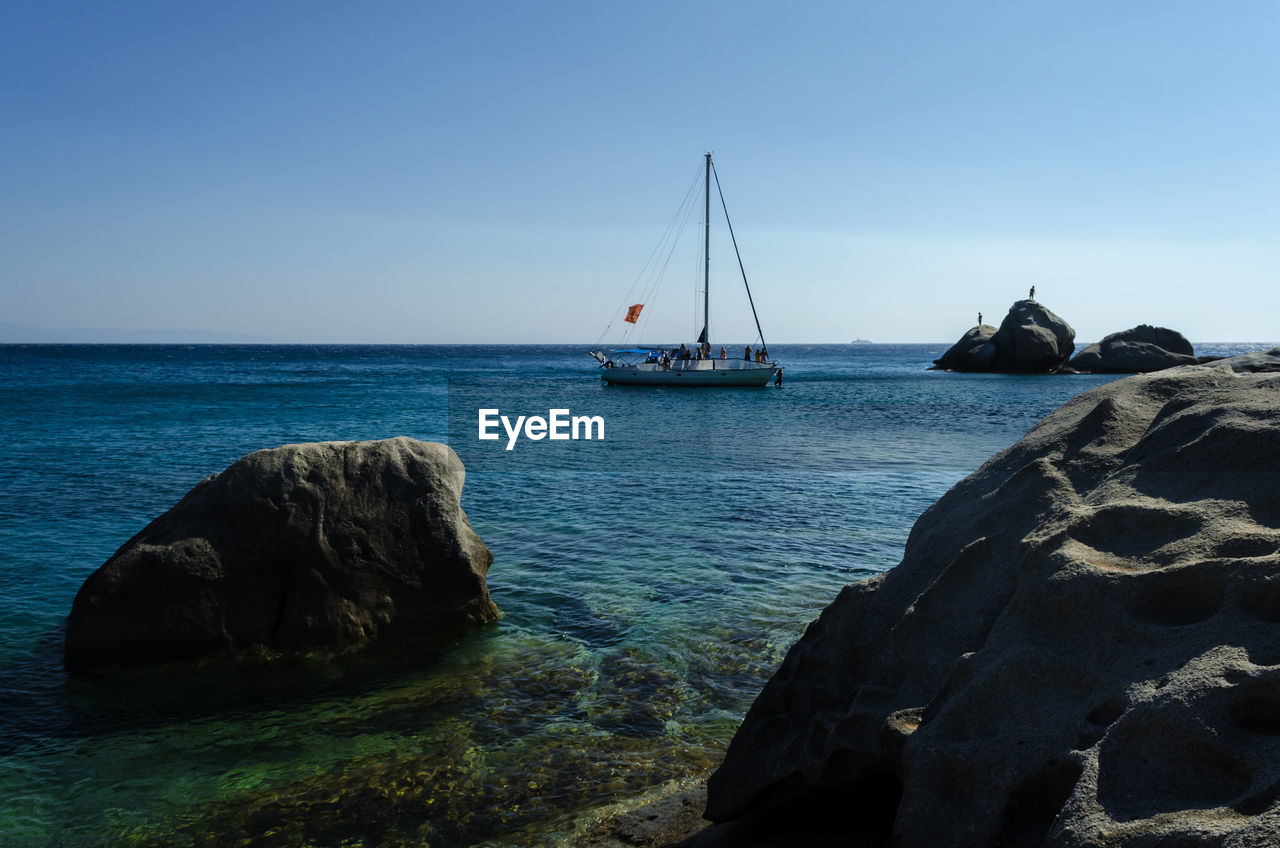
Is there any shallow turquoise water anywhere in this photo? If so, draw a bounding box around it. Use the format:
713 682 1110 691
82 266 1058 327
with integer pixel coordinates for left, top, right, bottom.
0 343 1263 846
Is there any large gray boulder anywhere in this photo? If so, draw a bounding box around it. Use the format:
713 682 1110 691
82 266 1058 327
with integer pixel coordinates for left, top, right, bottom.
65 438 497 670
931 324 998 372
1067 324 1197 373
934 300 1075 372
990 299 1075 372
708 350 1280 846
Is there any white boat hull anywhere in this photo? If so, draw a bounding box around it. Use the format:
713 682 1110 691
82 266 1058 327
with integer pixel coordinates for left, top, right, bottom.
601 360 776 386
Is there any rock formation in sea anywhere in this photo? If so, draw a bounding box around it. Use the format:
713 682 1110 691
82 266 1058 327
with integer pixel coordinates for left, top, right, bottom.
933 299 1075 372
1065 324 1198 373
64 437 497 670
931 323 999 372
706 350 1280 846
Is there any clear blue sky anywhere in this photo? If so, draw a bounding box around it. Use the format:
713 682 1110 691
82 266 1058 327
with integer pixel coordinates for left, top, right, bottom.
2 1 1278 343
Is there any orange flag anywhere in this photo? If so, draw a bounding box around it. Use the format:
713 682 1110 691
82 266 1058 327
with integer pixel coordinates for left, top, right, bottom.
624 304 644 324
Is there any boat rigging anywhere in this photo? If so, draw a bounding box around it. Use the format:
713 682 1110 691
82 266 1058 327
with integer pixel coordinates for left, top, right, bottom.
589 153 779 387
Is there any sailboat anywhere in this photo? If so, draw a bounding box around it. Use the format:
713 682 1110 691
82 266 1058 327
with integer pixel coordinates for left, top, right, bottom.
589 153 779 387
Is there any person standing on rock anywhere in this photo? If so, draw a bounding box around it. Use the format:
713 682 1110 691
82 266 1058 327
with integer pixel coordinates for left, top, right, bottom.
1029 285 1036 300
978 312 982 326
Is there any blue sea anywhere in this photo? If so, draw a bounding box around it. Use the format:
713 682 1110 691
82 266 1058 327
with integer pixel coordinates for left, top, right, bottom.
0 342 1267 846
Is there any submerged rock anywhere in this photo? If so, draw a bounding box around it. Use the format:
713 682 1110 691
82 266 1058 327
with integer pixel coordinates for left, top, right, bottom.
708 349 1280 846
934 299 1075 372
65 438 497 670
1066 324 1198 373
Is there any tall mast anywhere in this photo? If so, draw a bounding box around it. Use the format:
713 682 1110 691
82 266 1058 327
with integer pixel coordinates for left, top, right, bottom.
712 158 768 356
703 152 711 345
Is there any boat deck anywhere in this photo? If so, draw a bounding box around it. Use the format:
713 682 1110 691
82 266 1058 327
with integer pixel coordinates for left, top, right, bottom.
601 358 776 386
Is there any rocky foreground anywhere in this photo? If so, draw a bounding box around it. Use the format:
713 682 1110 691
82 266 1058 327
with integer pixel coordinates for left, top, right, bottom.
690 350 1280 846
65 438 497 670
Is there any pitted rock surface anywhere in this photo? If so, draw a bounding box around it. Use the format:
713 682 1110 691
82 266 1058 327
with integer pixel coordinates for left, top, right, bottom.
709 350 1280 847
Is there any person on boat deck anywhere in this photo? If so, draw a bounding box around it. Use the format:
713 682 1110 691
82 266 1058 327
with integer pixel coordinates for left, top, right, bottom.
701 341 712 359
719 346 727 360
760 347 769 361
744 345 752 361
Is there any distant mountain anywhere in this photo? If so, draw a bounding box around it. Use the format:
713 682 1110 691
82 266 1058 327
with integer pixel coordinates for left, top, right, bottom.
0 323 281 344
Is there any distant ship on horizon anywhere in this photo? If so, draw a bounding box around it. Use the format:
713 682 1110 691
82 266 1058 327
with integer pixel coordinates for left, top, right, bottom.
850 338 873 345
